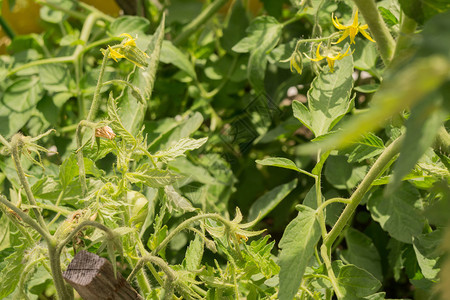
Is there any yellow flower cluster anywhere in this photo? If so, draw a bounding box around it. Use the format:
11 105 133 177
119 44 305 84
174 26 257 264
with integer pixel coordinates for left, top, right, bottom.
102 33 150 69
290 9 375 74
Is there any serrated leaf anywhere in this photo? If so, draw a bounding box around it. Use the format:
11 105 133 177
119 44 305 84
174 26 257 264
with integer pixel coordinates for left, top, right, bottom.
345 133 385 163
367 183 424 243
164 185 195 212
185 234 204 272
119 15 165 135
386 91 447 195
0 242 28 298
248 179 297 222
278 205 321 300
107 94 137 146
126 164 182 187
154 137 207 163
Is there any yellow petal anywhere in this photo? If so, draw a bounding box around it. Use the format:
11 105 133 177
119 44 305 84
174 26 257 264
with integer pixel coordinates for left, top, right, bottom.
353 9 359 27
303 52 323 62
315 42 325 60
360 29 376 42
332 15 347 30
334 29 349 44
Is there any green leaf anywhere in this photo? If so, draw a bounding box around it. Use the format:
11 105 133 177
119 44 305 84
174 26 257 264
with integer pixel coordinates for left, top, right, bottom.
0 77 42 138
346 133 385 163
38 64 70 92
354 84 380 94
160 40 197 79
341 228 383 281
334 262 382 299
367 183 424 243
185 234 204 272
232 16 281 53
278 205 321 300
292 100 313 132
154 137 207 163
256 157 304 173
248 178 297 222
0 241 28 298
109 16 150 36
386 91 448 195
324 155 368 190
244 17 282 91
164 185 195 213
59 154 78 189
378 7 399 26
126 164 182 187
107 94 137 146
147 112 204 152
119 14 165 135
305 54 354 137
413 229 443 280
399 0 450 24
294 55 449 154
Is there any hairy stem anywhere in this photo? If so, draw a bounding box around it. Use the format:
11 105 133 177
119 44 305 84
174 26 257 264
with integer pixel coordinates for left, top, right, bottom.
353 0 396 66
0 195 52 242
10 134 49 232
324 135 404 248
153 213 229 255
86 48 109 121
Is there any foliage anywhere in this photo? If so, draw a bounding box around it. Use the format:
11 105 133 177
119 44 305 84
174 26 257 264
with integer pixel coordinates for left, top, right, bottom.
0 0 449 299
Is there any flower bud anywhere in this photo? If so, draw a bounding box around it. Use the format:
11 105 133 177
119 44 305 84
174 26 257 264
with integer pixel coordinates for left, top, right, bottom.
95 126 116 140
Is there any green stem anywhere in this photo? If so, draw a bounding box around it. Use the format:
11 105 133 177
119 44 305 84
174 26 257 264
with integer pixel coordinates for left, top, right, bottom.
56 220 115 253
153 213 229 255
353 0 396 66
324 135 403 248
7 56 74 77
0 195 52 242
0 16 15 39
10 134 49 232
314 152 328 239
49 244 74 300
103 80 145 104
173 0 229 45
320 245 342 298
392 13 417 63
86 48 109 121
75 124 88 197
316 198 351 214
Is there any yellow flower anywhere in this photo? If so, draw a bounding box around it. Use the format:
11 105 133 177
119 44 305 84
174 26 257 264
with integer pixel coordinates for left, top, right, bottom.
332 10 375 44
107 46 125 62
101 33 150 69
304 42 352 72
119 33 137 47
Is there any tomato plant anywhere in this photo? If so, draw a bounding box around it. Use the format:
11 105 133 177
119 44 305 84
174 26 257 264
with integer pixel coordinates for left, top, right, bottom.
0 0 449 299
